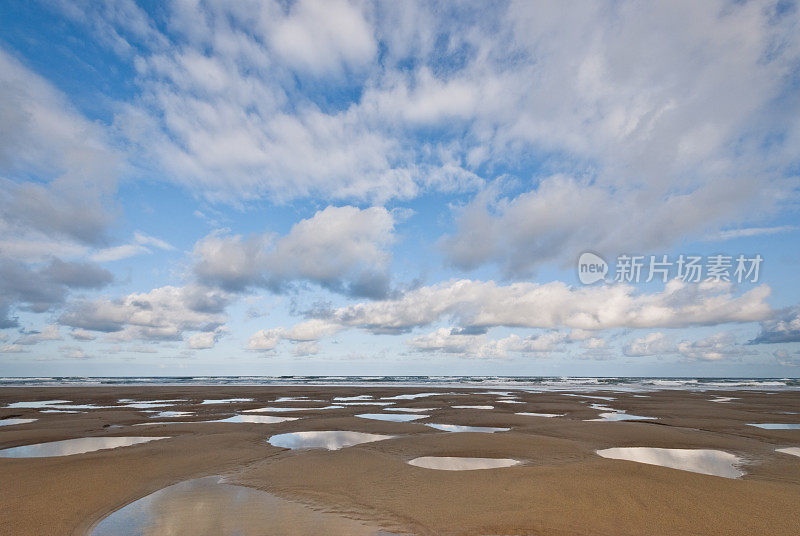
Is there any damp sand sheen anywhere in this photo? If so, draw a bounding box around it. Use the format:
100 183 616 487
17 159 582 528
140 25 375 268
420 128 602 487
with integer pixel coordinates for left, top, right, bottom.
90 476 401 536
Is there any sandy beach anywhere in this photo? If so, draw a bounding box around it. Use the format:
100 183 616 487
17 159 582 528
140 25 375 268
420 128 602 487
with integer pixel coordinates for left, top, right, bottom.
1 386 799 535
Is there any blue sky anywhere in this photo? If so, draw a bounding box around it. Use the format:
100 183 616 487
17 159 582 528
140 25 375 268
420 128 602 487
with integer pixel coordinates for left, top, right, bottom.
1 0 800 377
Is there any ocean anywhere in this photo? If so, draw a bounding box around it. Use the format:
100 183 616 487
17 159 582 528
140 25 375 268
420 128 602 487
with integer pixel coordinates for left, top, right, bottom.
0 376 797 391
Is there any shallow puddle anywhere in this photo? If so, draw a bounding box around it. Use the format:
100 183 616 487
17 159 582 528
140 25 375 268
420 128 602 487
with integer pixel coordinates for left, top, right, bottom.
407 457 520 471
588 412 655 422
118 402 176 409
381 393 451 400
425 423 509 433
452 405 494 410
587 404 655 422
710 397 738 403
150 411 193 419
91 476 399 536
336 401 395 406
0 436 168 458
334 395 374 401
516 412 563 418
268 431 394 450
0 418 37 426
207 415 299 424
5 399 71 408
596 447 744 478
561 393 616 401
390 408 436 413
244 406 343 413
200 398 255 404
776 447 800 457
356 413 428 422
748 423 800 429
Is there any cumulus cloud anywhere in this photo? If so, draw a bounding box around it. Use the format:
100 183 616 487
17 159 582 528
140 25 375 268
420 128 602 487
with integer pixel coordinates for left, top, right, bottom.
14 325 62 346
0 258 113 327
677 332 756 362
409 328 567 358
59 285 231 343
623 332 674 357
247 319 341 354
193 206 395 297
750 307 800 344
307 278 771 335
187 331 220 350
441 174 774 275
0 48 119 328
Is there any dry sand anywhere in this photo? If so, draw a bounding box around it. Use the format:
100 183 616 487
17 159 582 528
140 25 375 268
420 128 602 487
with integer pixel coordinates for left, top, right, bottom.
1 386 799 535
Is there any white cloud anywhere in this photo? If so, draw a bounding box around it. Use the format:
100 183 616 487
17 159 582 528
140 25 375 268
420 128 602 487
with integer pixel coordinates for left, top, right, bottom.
267 0 376 75
194 206 395 297
0 48 120 245
310 278 771 334
14 325 62 345
708 226 797 241
90 244 151 262
677 331 755 362
751 307 800 344
623 332 674 357
408 328 567 359
292 341 320 357
90 232 175 262
187 331 219 350
59 285 230 343
248 328 283 352
133 231 175 251
70 329 96 341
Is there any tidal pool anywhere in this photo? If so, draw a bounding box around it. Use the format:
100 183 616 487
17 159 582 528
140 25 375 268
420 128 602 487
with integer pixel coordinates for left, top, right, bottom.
207 415 299 424
5 400 71 408
425 423 509 433
356 413 428 422
776 447 800 457
336 401 395 406
244 405 343 413
0 436 168 458
596 447 744 478
200 398 254 404
407 457 520 471
381 393 452 400
91 476 397 536
748 423 800 429
586 404 655 422
268 431 394 450
0 418 37 426
150 411 193 418
516 412 563 418
588 412 655 422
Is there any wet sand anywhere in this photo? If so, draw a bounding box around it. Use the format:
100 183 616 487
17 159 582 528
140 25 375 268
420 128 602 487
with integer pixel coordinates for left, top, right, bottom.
1 386 799 535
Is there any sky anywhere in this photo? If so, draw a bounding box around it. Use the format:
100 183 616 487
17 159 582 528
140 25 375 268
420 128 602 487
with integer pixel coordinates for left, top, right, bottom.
1 0 800 377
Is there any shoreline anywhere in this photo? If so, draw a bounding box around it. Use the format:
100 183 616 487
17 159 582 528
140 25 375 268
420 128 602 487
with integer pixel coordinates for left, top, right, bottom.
2 385 800 535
